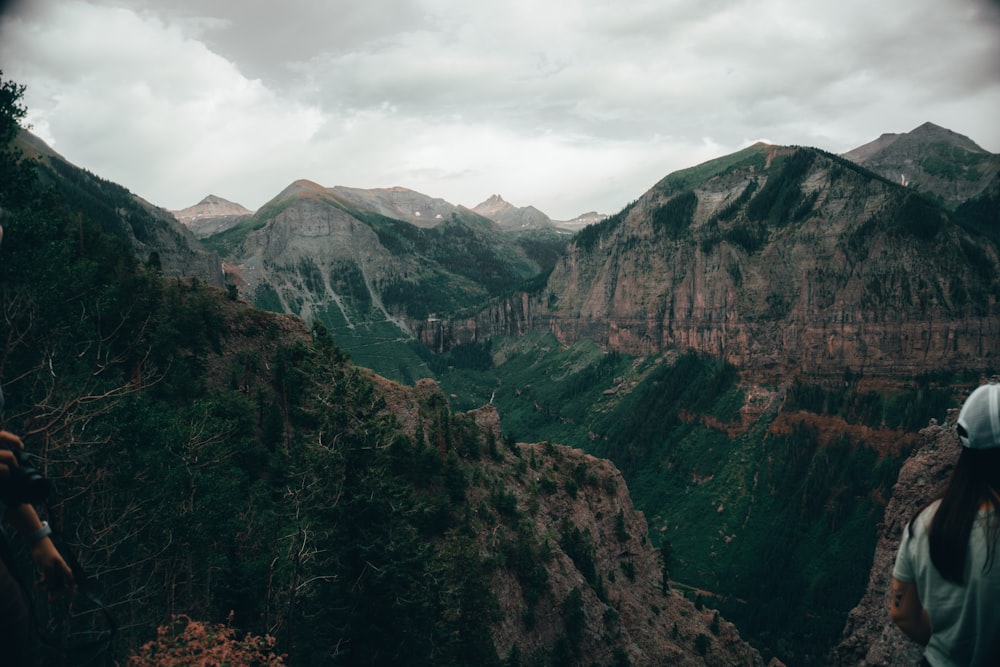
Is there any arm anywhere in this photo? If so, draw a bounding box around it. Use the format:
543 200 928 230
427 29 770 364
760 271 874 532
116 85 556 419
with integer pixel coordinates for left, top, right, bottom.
1 430 77 596
890 577 931 646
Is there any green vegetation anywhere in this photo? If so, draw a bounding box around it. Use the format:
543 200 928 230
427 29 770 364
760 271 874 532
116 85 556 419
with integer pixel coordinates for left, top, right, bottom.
745 148 817 226
722 219 769 254
507 227 571 276
786 376 953 431
0 196 503 664
201 212 270 255
6 70 990 667
311 304 433 384
651 190 698 237
574 200 635 252
653 143 769 196
892 193 947 240
920 141 991 181
433 343 933 666
365 212 537 306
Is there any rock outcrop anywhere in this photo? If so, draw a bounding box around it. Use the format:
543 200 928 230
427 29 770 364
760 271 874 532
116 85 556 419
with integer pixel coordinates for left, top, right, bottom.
833 410 961 665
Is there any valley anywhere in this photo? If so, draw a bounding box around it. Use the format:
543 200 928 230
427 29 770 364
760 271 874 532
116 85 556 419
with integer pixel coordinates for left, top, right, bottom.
4 93 998 665
174 120 996 665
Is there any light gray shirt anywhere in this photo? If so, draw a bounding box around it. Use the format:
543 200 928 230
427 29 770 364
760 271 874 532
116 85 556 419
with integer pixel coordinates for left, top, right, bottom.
894 500 1000 667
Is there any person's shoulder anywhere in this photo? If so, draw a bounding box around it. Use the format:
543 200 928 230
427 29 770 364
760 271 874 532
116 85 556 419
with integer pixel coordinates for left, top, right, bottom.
909 500 942 532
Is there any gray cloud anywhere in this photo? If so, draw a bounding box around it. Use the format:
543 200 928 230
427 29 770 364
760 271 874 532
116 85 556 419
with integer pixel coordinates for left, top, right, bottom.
1 0 997 219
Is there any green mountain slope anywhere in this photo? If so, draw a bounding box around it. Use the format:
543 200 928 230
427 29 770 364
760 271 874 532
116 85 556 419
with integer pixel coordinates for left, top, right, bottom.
202 179 567 383
13 129 223 284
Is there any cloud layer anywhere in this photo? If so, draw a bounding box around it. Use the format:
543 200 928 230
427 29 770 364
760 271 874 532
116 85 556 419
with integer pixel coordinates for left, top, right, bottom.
2 0 998 218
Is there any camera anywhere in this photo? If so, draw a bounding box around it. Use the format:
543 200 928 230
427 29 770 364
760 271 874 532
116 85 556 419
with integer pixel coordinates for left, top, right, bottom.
0 446 51 506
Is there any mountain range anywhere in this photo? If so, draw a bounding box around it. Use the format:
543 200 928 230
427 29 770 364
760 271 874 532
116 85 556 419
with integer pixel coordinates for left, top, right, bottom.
174 189 604 239
166 122 996 384
7 113 999 666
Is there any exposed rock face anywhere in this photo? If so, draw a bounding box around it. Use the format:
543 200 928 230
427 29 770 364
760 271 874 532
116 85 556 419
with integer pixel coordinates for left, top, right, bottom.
843 122 1000 208
472 194 554 230
135 201 226 286
221 180 555 357
427 143 1000 379
833 411 960 665
483 439 761 666
410 292 541 351
331 184 470 228
173 194 254 238
546 145 999 377
554 210 609 232
228 195 408 326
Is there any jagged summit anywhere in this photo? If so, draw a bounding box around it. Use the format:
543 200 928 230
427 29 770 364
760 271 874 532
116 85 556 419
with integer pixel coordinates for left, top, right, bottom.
473 194 512 211
472 194 552 231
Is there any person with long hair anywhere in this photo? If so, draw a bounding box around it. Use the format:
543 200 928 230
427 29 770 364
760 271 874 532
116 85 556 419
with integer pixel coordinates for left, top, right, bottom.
891 382 1000 666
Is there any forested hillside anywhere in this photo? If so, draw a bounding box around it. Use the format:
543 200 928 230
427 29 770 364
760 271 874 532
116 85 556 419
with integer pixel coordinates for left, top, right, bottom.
0 74 761 666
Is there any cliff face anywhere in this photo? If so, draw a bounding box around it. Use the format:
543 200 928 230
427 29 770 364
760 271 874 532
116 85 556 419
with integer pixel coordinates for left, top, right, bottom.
483 437 762 666
432 144 999 379
549 145 998 376
833 410 961 665
228 195 408 325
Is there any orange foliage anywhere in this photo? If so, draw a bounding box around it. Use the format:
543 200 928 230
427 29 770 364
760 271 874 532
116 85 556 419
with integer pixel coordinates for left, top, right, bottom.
127 613 285 666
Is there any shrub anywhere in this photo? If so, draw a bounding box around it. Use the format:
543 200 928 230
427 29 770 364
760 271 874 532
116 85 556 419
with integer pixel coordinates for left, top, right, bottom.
127 614 285 667
694 632 711 656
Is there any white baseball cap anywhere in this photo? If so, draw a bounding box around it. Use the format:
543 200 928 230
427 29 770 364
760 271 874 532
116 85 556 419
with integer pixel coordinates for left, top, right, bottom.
957 383 1000 449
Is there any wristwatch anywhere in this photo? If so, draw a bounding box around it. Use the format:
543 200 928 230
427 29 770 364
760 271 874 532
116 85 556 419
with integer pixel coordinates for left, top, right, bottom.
29 520 52 546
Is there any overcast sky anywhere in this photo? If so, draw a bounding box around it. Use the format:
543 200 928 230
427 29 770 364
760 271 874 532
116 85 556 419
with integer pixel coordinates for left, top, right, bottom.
1 0 998 219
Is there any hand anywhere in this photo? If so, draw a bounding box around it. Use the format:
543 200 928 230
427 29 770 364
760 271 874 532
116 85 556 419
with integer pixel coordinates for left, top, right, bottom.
0 430 25 481
32 538 77 599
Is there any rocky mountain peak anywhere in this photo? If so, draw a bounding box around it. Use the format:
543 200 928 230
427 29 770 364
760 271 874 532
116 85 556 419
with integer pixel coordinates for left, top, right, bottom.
439 141 1000 380
472 194 553 231
173 194 254 222
172 194 254 239
473 194 513 214
843 122 998 205
906 121 984 149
